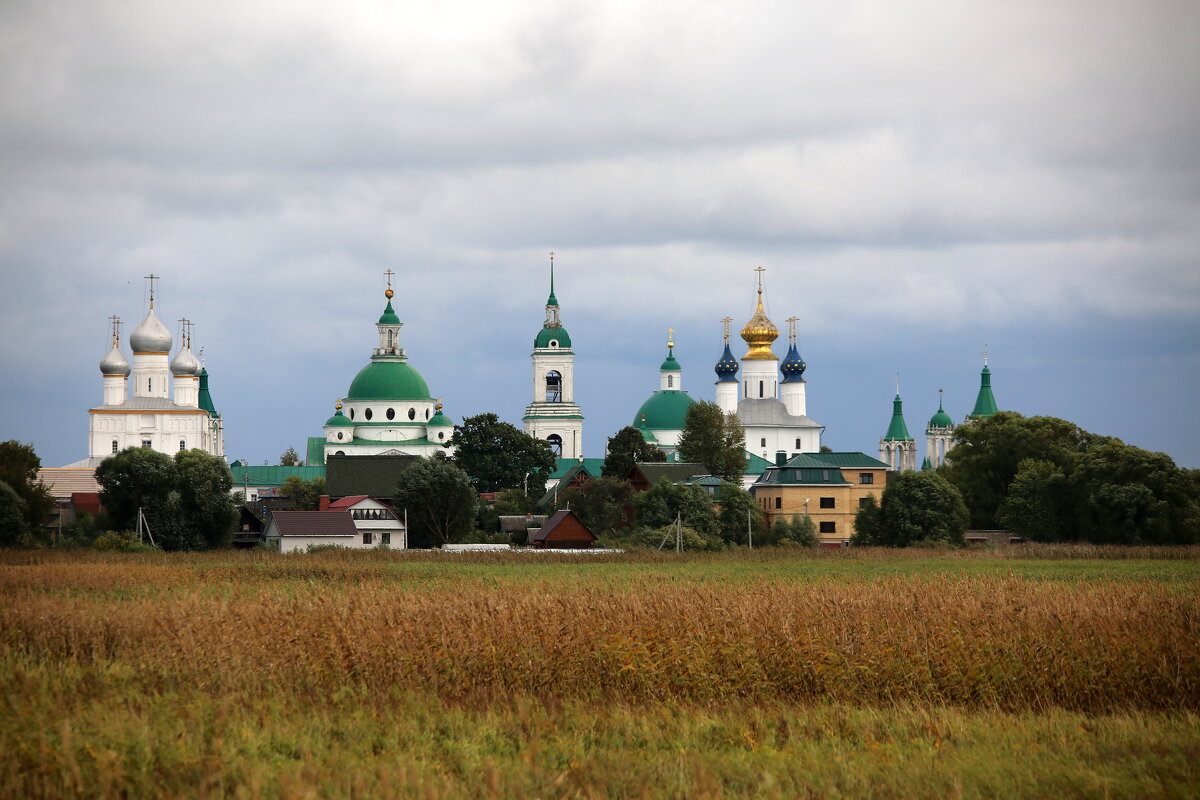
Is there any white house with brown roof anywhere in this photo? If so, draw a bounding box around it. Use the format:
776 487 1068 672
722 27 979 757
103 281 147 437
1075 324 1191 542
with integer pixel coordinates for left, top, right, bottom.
325 496 406 549
263 510 360 553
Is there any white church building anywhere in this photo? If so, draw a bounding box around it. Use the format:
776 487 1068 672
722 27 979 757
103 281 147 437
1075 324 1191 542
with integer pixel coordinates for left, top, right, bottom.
77 279 223 467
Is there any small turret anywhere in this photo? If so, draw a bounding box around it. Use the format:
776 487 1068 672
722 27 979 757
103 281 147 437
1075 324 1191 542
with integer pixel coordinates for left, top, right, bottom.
99 315 130 406
880 377 917 471
659 330 682 391
780 316 807 416
968 349 998 420
714 317 739 414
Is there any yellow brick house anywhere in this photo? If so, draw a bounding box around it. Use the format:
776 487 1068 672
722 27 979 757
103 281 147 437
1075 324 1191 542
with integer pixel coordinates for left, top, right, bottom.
750 452 889 546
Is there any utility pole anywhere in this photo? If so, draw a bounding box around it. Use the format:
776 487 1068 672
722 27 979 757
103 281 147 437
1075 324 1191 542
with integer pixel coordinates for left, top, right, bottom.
747 508 752 550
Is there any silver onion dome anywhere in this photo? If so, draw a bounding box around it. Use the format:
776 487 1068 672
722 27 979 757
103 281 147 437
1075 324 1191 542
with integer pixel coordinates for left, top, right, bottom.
170 346 200 376
99 343 131 376
129 308 173 353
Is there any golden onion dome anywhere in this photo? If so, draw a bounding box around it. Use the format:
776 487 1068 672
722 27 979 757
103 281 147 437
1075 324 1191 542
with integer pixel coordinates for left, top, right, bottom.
740 289 779 360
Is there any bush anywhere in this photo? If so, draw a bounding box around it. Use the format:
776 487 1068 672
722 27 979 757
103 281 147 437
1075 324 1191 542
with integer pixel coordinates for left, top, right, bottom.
92 530 156 553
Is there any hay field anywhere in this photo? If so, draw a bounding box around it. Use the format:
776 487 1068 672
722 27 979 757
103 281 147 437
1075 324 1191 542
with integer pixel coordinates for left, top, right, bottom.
2 546 1198 798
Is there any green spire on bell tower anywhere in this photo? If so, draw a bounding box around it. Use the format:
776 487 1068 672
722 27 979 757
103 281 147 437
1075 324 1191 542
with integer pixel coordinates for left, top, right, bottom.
969 348 999 419
546 250 558 307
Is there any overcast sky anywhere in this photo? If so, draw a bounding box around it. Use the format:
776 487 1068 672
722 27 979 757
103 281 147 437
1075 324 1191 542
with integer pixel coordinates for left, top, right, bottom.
2 0 1198 471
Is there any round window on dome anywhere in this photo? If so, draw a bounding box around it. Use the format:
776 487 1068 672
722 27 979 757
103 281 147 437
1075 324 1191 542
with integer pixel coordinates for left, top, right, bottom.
386 408 395 420
549 340 558 348
365 408 373 421
409 408 416 420
337 432 343 440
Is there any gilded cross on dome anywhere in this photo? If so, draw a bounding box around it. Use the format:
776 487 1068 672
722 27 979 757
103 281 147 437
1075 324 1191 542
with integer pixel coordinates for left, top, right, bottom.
144 274 159 308
384 269 395 299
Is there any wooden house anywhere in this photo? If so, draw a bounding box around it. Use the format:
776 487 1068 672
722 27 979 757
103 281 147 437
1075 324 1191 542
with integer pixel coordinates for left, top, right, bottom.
528 509 596 549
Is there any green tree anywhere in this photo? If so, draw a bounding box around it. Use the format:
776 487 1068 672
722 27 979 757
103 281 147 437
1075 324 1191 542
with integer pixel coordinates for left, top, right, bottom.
715 482 767 546
395 454 478 548
556 477 635 535
601 426 665 478
634 523 719 552
0 440 53 537
96 447 236 551
279 447 303 466
677 402 747 483
852 495 885 544
633 480 717 538
0 480 29 546
998 459 1069 541
450 413 557 495
278 476 328 511
174 449 237 549
95 447 177 532
770 514 817 547
850 471 968 547
941 413 1090 528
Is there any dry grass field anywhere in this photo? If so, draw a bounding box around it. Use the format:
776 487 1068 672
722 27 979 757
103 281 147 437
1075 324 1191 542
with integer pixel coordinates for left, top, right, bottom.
2 546 1198 798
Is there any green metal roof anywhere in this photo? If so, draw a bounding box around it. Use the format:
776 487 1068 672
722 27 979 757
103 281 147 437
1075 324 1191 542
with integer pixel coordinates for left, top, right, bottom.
534 325 572 349
427 410 454 427
969 366 998 419
198 368 218 417
883 394 913 441
377 300 400 325
744 452 772 475
230 464 327 487
547 457 606 481
346 361 432 401
921 456 933 470
659 346 681 372
306 437 326 466
633 390 695 431
324 409 355 427
929 396 954 429
807 451 890 469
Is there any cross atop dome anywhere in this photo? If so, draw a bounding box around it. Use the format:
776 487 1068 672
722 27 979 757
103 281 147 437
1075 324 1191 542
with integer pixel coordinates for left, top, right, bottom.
740 266 779 360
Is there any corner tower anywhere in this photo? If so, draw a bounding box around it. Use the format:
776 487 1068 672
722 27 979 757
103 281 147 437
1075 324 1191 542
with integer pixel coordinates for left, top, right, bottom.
925 389 954 468
879 377 917 472
523 253 583 459
968 350 999 421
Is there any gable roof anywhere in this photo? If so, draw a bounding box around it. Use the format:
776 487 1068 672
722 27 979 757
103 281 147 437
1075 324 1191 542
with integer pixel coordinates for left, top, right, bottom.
326 495 370 509
529 509 596 543
548 457 606 481
629 462 708 486
230 464 327 488
266 510 357 537
37 468 100 497
809 452 890 469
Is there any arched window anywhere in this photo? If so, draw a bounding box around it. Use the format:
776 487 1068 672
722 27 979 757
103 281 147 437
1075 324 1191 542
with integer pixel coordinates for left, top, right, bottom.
111 440 118 454
386 408 395 420
795 438 801 450
179 440 186 451
667 375 674 388
760 438 767 447
547 434 563 456
759 380 764 397
409 408 416 420
425 408 430 420
349 408 355 420
337 432 343 440
387 330 396 348
335 450 345 456
364 408 373 421
545 371 562 402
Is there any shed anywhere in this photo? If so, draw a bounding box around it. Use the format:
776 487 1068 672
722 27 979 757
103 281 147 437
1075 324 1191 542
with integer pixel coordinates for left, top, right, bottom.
528 509 596 549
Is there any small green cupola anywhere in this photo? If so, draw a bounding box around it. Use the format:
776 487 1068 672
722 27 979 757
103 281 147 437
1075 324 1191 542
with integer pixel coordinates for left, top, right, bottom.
969 352 998 419
929 390 953 429
658 330 683 391
324 403 355 427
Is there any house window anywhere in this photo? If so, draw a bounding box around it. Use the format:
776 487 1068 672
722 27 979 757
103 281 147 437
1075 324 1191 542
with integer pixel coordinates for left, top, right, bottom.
819 521 836 534
363 531 373 545
775 497 781 509
111 440 119 453
859 497 871 508
364 408 373 421
179 440 186 451
141 439 152 448
795 438 801 450
860 473 874 484
381 532 390 545
386 408 395 420
820 497 835 509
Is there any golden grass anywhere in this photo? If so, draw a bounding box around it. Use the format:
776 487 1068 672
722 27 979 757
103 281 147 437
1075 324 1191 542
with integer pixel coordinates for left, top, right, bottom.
2 547 1198 798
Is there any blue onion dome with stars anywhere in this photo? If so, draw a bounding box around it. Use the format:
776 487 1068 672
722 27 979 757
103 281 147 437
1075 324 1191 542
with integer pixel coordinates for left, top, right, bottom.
714 342 739 381
781 342 806 382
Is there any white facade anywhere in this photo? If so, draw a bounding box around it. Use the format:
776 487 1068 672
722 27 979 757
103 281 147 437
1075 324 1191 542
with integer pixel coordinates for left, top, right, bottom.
331 497 407 549
82 297 223 468
320 283 456 462
523 267 584 460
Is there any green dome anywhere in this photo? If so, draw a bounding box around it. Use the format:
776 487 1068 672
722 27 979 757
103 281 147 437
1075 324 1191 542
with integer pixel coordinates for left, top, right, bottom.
929 407 953 429
346 361 432 401
427 409 454 427
660 346 681 371
325 409 354 427
378 300 400 325
535 325 572 349
633 390 695 431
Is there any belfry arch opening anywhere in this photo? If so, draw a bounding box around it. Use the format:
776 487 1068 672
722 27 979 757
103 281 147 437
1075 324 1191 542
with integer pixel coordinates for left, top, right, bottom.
546 434 563 456
545 370 562 402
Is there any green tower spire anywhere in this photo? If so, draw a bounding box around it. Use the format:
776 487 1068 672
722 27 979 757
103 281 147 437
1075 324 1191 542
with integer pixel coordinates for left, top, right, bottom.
969 350 998 419
547 250 558 307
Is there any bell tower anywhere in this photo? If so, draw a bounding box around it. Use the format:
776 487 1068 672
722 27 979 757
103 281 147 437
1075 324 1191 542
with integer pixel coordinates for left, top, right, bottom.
522 252 584 460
